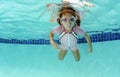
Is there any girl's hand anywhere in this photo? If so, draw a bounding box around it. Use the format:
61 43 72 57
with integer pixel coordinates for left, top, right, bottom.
88 47 92 53
51 41 60 50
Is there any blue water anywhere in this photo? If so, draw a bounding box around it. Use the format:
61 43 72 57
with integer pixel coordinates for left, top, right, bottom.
0 40 120 77
0 0 120 77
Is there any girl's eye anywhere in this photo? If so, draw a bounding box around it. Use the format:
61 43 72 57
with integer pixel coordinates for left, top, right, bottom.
61 18 67 22
70 18 75 21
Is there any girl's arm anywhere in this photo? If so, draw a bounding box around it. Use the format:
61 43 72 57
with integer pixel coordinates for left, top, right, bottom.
74 26 92 53
49 31 59 49
84 33 92 53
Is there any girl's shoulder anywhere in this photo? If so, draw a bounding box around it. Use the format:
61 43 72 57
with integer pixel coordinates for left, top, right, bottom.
52 25 63 34
73 26 86 35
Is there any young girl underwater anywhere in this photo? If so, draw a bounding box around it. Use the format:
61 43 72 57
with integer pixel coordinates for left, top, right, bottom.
49 1 93 61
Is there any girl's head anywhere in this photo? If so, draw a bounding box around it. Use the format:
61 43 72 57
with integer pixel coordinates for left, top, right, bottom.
57 6 81 29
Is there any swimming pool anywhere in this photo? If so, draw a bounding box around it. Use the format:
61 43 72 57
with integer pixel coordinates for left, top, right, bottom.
0 0 120 77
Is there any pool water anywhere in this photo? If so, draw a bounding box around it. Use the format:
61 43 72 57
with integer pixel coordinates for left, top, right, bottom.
0 0 120 77
0 40 120 77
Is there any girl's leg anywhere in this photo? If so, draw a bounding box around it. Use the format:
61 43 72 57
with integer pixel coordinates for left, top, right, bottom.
72 49 80 61
58 50 67 61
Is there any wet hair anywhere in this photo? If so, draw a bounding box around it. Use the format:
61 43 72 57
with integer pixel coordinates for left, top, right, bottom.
57 6 81 26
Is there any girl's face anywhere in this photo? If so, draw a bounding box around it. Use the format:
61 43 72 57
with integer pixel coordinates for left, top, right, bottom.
60 13 77 30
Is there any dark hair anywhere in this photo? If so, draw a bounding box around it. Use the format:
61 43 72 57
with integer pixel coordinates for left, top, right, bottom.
57 6 81 26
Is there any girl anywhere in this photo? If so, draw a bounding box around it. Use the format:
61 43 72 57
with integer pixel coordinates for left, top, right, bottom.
49 6 92 61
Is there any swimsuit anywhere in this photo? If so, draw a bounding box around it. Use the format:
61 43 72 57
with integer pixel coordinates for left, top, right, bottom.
52 25 86 51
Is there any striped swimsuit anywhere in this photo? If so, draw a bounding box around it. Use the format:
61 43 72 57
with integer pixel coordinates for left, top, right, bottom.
52 25 86 51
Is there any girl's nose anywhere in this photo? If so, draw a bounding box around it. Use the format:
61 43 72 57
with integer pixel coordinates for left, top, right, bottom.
66 20 71 25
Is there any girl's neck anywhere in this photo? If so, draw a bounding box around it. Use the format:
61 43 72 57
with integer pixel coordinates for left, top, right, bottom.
61 25 73 33
65 28 71 32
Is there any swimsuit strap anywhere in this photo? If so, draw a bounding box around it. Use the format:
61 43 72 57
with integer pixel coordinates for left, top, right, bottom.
59 25 66 40
71 31 78 39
